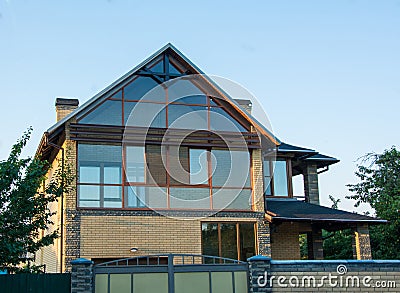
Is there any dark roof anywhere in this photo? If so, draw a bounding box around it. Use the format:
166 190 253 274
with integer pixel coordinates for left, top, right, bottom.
265 198 386 224
278 142 339 170
278 142 315 154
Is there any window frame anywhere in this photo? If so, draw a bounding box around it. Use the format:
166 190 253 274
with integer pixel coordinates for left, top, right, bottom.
200 221 257 262
76 143 254 211
263 157 293 198
77 143 123 208
77 74 251 132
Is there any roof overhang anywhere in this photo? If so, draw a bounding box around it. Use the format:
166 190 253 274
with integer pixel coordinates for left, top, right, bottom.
265 198 387 226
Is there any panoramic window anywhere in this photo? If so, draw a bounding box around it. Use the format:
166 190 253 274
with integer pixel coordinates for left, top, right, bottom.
78 83 248 132
125 146 145 183
201 222 256 262
77 143 252 210
263 159 290 197
209 107 247 132
79 100 122 126
124 76 160 102
212 149 251 188
189 149 209 185
78 144 122 208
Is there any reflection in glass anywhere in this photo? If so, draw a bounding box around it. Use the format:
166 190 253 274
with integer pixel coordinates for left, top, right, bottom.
149 60 163 73
167 105 208 130
210 107 247 132
167 79 204 103
273 160 288 196
124 101 166 128
172 95 207 105
126 146 145 182
79 100 122 126
212 188 251 210
78 144 122 208
211 150 250 187
124 76 161 101
220 223 237 260
190 149 209 185
104 166 121 184
169 188 210 209
201 223 219 260
104 186 122 208
239 223 255 261
125 186 167 209
263 160 272 196
79 185 100 201
79 166 100 183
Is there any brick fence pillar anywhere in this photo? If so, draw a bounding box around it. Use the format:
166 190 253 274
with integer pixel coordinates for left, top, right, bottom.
248 255 272 293
307 225 324 260
71 258 93 293
353 224 372 260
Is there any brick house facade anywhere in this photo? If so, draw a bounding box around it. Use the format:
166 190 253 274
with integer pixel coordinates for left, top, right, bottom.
35 44 384 273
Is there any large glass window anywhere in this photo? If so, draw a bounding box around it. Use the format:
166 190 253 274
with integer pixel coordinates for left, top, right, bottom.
77 143 252 210
125 146 145 183
212 188 252 210
201 222 256 262
212 150 251 188
273 160 289 196
124 76 160 101
239 223 256 261
210 107 247 132
189 149 209 185
263 159 290 197
79 100 122 126
78 144 122 208
125 186 167 209
124 101 166 128
167 105 208 130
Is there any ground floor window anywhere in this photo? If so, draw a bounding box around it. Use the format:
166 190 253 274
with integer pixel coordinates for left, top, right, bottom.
201 222 256 262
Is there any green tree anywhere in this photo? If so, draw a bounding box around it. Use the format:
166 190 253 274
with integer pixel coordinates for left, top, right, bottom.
0 128 72 272
322 196 353 259
347 147 400 259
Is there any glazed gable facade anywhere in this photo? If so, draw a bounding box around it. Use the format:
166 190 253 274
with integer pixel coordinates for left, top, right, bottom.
35 44 379 273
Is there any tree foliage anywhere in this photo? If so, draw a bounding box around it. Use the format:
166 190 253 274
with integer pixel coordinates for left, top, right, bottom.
347 147 400 259
0 128 73 272
322 196 353 260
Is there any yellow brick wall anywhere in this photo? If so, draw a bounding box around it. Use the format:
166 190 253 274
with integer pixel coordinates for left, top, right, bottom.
80 216 258 260
34 143 64 272
270 222 300 260
252 149 264 213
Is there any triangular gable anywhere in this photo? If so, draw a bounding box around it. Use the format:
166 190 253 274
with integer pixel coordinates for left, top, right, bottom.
45 43 280 145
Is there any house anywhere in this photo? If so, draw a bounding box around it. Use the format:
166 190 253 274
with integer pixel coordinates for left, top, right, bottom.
35 44 385 273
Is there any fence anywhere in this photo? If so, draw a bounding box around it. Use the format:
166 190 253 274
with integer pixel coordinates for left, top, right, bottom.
88 254 247 293
3 256 399 292
0 273 71 293
248 255 400 292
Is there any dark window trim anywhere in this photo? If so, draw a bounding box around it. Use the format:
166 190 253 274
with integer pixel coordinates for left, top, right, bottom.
263 157 293 198
201 221 257 262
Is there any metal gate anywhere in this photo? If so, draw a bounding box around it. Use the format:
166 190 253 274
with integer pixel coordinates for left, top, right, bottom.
93 254 248 293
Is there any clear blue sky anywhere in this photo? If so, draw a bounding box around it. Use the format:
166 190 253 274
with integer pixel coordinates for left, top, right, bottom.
1 0 399 212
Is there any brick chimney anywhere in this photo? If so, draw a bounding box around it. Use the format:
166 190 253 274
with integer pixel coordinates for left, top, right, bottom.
234 99 252 115
55 98 79 122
